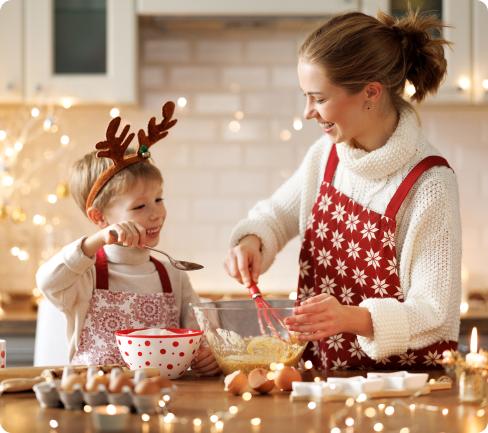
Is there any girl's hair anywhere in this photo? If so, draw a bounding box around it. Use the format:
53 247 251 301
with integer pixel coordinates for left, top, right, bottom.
70 148 163 215
299 8 453 113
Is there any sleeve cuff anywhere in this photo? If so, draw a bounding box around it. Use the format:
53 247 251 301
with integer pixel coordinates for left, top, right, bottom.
357 297 410 360
62 237 97 274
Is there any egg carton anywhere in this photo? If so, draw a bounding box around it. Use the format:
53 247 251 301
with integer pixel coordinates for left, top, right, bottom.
33 366 177 414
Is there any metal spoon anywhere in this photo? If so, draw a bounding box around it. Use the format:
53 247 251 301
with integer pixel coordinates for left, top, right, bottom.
109 230 203 271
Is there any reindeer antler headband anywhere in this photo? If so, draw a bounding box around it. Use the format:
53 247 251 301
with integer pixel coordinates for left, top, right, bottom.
85 101 177 212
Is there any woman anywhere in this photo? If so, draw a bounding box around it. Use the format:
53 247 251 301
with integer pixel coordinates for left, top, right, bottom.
223 9 461 370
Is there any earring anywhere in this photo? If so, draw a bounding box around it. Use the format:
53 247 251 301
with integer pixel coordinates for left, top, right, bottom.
365 101 374 110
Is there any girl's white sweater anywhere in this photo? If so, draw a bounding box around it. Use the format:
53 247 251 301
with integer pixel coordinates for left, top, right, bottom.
230 109 462 361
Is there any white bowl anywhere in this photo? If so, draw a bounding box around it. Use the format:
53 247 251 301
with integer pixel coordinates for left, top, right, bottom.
115 328 202 379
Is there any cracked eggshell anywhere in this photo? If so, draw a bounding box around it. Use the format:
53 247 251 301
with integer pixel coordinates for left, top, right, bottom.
224 370 248 395
248 368 274 394
273 367 302 391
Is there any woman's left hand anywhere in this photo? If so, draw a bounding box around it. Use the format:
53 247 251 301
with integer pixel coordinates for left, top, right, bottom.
284 294 347 341
191 345 221 376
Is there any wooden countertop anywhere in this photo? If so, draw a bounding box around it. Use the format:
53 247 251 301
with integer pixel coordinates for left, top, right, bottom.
1 370 487 433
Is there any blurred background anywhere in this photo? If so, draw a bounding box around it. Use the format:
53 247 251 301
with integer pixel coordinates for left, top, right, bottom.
0 0 487 366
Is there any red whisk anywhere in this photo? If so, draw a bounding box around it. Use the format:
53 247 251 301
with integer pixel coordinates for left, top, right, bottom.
248 283 292 341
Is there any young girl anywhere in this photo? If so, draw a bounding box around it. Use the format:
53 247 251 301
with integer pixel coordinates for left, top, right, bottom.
37 103 220 376
224 10 461 369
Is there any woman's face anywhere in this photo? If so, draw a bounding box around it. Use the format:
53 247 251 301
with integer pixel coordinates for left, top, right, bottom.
297 60 371 146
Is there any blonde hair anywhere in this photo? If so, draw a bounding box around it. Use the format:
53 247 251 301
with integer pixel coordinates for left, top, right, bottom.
70 148 163 215
299 8 453 113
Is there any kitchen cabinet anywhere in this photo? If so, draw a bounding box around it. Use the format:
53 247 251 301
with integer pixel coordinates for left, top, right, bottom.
24 0 137 105
0 0 23 103
472 0 488 104
137 0 359 16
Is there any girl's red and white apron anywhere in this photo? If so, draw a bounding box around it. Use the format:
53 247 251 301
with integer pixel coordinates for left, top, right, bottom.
297 144 457 370
71 248 179 366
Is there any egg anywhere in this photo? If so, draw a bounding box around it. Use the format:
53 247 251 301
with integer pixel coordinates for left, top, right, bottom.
134 378 161 395
273 367 302 391
108 374 134 394
60 373 86 391
248 368 274 394
224 370 248 395
151 375 173 389
85 374 109 393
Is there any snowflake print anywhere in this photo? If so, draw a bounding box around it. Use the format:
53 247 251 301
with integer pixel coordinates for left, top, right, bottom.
382 229 395 249
308 241 315 255
335 258 348 277
345 213 360 232
375 357 391 365
352 268 368 287
318 193 333 213
311 340 320 357
320 350 328 369
340 286 354 305
386 257 397 275
299 285 315 301
364 249 381 269
299 259 311 279
360 294 368 302
315 221 329 241
371 276 389 297
349 340 366 359
346 240 361 260
331 203 346 222
423 350 442 366
306 213 316 231
331 357 349 370
326 334 345 351
393 286 404 300
399 352 417 366
331 230 345 250
297 358 306 369
317 248 332 269
319 276 337 295
360 220 379 241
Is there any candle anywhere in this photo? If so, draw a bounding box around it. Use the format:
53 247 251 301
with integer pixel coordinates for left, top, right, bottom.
465 328 486 367
91 405 129 431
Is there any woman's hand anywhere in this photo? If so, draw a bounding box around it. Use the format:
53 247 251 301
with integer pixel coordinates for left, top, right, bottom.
223 235 262 287
191 345 221 376
284 293 374 341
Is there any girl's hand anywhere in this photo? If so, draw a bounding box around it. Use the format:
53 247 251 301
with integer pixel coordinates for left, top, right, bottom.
103 221 147 248
284 294 374 341
191 345 220 376
223 235 262 287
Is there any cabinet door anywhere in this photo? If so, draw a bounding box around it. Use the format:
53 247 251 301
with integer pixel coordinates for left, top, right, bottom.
0 0 23 103
25 0 136 105
472 0 488 104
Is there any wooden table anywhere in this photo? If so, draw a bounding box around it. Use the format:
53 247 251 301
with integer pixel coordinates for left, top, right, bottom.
0 370 487 433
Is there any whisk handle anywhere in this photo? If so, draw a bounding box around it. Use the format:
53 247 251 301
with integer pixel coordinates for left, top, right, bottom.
248 283 262 299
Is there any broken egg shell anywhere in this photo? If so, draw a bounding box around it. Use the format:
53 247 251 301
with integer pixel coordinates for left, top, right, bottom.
60 373 86 391
134 378 161 395
151 375 173 389
108 374 134 394
224 370 248 395
248 368 274 394
273 367 302 391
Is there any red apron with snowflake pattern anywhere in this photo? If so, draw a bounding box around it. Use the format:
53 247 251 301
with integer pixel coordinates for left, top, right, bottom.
297 144 457 370
71 248 179 366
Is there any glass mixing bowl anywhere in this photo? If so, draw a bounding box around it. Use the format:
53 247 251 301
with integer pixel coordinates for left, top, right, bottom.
189 299 308 375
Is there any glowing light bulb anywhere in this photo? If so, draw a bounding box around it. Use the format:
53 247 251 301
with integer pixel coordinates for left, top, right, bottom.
210 415 218 423
49 420 58 428
242 392 252 401
345 417 354 426
3 176 13 186
483 80 488 90
5 148 13 156
141 414 150 421
385 406 394 415
308 402 316 409
61 135 69 145
193 419 202 426
33 215 43 225
11 247 20 256
235 111 244 120
229 406 238 414
251 418 261 426
48 194 57 203
280 130 291 141
215 421 223 429
293 117 303 130
459 78 470 90
374 423 384 432
229 121 240 132
110 108 119 118
83 405 92 413
106 405 116 415
0 130 5 140
406 84 416 96
442 408 448 415
304 361 313 369
289 292 297 300
15 142 23 151
62 98 72 109
460 302 468 313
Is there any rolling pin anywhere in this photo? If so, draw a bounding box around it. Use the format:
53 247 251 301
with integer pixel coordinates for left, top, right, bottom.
0 365 160 393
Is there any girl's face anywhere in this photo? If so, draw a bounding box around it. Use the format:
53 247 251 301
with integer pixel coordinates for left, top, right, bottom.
103 179 166 247
297 60 371 146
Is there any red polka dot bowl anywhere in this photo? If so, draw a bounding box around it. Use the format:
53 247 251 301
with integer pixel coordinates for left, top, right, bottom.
115 328 203 379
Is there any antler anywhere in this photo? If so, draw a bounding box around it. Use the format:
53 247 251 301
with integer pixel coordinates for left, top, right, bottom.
95 117 135 166
137 101 178 152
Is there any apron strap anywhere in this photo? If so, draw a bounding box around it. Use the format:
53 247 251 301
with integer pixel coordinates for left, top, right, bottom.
95 247 173 293
324 144 339 184
384 155 452 220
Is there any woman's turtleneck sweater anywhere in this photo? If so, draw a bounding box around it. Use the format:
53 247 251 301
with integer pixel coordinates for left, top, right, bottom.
230 109 462 361
37 240 200 362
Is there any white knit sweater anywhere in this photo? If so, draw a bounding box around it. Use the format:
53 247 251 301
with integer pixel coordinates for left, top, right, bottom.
230 109 462 361
36 238 201 362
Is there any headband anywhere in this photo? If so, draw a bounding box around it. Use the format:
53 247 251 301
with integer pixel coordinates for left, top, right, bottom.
85 101 177 212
